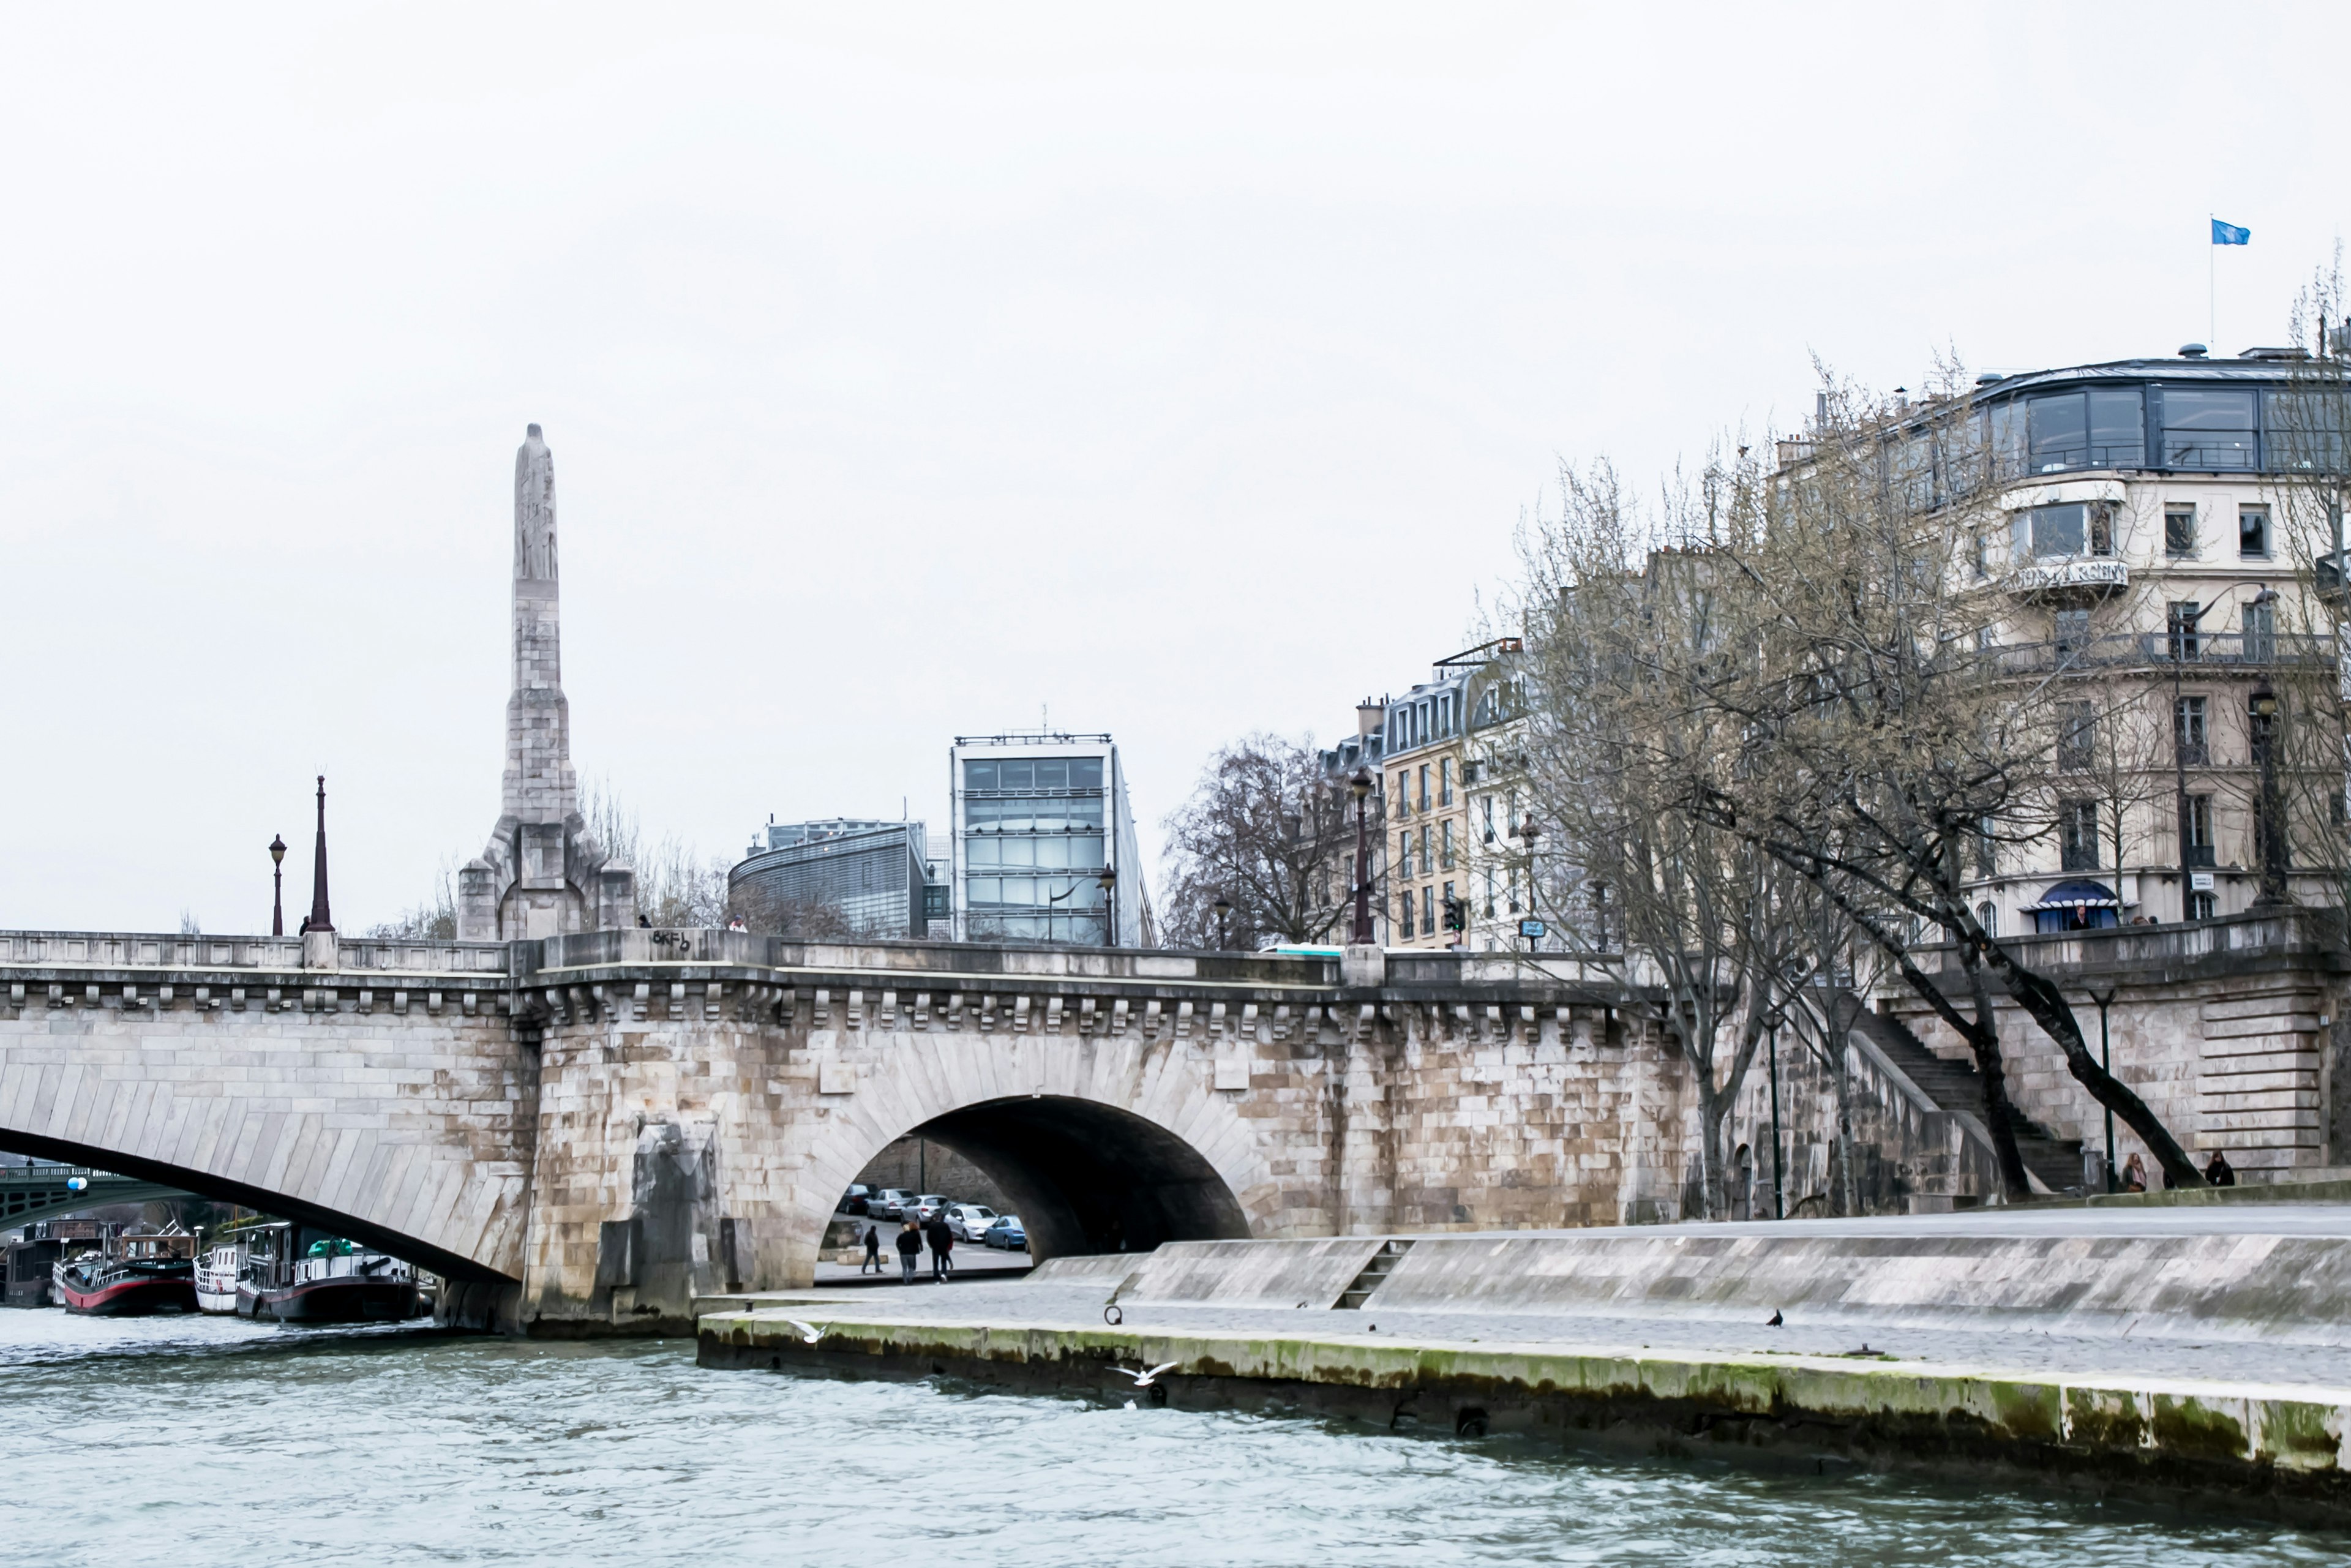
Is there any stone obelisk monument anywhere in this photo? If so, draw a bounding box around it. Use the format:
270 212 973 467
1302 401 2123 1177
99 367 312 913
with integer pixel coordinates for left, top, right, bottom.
458 425 634 940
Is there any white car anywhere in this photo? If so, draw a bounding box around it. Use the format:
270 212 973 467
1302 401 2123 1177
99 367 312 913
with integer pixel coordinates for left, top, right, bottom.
908 1194 948 1223
944 1202 998 1241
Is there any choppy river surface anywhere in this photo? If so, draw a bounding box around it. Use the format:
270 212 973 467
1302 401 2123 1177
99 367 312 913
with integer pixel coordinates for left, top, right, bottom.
0 1311 2338 1566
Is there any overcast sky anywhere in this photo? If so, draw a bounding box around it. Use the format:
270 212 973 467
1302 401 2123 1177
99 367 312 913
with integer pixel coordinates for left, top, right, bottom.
3 3 2344 934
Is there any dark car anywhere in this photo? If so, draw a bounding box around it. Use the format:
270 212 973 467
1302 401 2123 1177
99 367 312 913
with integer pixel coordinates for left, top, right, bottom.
840 1184 874 1216
981 1215 1026 1251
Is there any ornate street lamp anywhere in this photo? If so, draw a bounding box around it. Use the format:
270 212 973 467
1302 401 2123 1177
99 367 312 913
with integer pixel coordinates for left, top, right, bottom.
1213 894 1232 951
1348 768 1374 943
2251 674 2286 906
268 834 287 936
1098 866 1119 949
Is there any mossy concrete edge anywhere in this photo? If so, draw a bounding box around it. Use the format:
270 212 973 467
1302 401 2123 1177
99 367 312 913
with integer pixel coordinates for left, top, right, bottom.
698 1308 2351 1525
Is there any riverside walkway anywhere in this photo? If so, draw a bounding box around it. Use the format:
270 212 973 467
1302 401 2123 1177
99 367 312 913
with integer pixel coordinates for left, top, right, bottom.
699 1202 2351 1526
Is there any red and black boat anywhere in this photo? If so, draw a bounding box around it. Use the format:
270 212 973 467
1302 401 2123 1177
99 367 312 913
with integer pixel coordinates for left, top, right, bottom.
54 1227 198 1316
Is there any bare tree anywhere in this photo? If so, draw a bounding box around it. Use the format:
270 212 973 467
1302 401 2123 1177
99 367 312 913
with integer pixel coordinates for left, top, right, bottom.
1518 372 2208 1195
1160 732 1363 950
1517 462 1792 1220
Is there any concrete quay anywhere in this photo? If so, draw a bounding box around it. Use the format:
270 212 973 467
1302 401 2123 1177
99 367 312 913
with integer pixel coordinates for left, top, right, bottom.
697 1210 2351 1525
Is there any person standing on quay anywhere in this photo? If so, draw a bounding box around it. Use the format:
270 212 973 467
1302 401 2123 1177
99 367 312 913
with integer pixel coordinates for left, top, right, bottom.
894 1220 922 1283
861 1223 882 1275
2123 1152 2148 1193
926 1210 954 1280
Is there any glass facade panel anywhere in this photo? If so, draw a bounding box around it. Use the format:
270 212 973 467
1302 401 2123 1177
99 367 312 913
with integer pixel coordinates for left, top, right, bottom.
958 747 1121 944
2159 388 2257 469
2088 388 2143 466
2263 388 2351 471
2028 392 2088 472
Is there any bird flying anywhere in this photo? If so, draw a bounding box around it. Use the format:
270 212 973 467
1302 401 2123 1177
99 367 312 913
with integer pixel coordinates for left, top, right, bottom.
1112 1361 1180 1387
784 1319 825 1344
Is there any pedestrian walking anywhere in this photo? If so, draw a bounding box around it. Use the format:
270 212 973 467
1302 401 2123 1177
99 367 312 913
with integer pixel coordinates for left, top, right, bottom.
860 1223 882 1275
2122 1152 2148 1193
894 1220 922 1283
925 1212 954 1280
2205 1149 2237 1187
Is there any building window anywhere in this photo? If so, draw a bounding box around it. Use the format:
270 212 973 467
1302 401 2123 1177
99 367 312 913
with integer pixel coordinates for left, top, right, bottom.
1399 888 1415 935
2161 387 2257 470
1976 901 1998 939
1483 868 1496 918
2189 890 2218 921
1439 758 1453 808
1440 819 1455 869
2243 597 2277 662
1417 765 1430 812
2167 601 2202 661
2057 702 2095 771
2054 609 2092 659
2017 502 2113 560
1482 795 1495 843
1419 827 1432 877
1974 816 1997 878
2164 505 2197 558
1395 769 1410 811
2175 696 2208 765
1507 868 1520 915
2240 505 2271 558
2059 798 2099 871
2184 793 2214 868
1420 889 1435 936
1398 829 1412 872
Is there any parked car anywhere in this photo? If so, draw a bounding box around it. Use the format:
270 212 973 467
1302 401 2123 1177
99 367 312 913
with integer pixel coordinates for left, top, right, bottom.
944 1203 997 1241
908 1194 948 1223
840 1184 874 1215
871 1189 915 1220
981 1215 1026 1250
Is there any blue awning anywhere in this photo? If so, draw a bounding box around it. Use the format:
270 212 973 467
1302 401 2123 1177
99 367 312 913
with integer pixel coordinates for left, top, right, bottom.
2023 879 2120 911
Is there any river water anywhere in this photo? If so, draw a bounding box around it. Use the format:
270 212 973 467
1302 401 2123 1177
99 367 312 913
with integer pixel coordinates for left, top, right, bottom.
0 1313 2338 1566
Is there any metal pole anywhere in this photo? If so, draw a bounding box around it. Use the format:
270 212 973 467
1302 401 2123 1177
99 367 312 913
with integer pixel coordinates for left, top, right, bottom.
2091 988 2117 1193
1351 782 1372 943
1768 1022 1785 1221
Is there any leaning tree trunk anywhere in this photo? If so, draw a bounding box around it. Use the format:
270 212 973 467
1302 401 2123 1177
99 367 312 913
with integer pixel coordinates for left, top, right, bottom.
1988 950 2204 1188
1959 955 2034 1201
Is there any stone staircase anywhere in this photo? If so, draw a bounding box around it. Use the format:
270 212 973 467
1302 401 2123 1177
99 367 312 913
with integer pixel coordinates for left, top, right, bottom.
1335 1239 1414 1309
1840 997 2089 1196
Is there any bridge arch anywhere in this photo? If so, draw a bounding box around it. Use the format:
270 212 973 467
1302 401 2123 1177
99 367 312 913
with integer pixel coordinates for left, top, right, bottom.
0 1127 515 1285
792 1051 1275 1274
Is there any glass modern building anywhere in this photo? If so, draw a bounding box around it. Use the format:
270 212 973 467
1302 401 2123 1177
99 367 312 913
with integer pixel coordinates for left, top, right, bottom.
728 818 943 938
949 733 1149 945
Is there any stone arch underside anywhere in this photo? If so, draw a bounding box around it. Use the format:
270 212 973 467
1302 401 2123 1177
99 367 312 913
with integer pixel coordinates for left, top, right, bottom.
0 1126 517 1284
904 1096 1254 1263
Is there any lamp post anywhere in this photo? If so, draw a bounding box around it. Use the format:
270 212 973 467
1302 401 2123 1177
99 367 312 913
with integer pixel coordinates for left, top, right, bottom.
1213 895 1232 952
2089 987 2117 1191
2251 673 2287 906
268 835 287 936
1514 815 1542 951
1348 769 1374 943
1098 866 1119 949
2170 584 2276 921
1766 1013 1785 1221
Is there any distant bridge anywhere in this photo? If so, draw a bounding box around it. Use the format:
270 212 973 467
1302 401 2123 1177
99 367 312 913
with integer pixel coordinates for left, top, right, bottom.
0 1164 191 1230
0 925 1655 1332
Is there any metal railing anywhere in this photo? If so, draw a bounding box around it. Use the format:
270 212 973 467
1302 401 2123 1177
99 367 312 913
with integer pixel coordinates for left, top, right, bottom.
1988 630 2333 677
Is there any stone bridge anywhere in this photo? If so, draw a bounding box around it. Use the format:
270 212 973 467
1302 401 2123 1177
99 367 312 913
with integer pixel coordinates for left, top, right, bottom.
1 925 1679 1330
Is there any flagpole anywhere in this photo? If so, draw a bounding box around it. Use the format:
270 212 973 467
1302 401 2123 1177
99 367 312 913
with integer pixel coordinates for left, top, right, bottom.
2209 212 2216 348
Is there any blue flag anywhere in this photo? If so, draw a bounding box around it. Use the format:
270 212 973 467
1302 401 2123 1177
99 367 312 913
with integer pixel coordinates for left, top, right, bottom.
2212 218 2251 246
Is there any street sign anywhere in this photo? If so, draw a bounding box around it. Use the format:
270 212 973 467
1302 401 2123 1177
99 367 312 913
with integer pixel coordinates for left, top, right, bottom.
2190 872 2214 891
1517 919 1546 939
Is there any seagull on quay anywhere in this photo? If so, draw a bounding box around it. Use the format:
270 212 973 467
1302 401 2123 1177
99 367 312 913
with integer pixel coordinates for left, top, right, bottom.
1112 1362 1180 1388
784 1319 826 1344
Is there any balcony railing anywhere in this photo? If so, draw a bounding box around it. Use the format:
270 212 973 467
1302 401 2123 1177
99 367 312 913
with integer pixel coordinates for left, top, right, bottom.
1989 630 2333 677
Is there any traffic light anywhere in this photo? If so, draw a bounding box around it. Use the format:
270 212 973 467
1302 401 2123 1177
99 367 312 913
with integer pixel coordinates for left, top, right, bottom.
1442 895 1466 932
